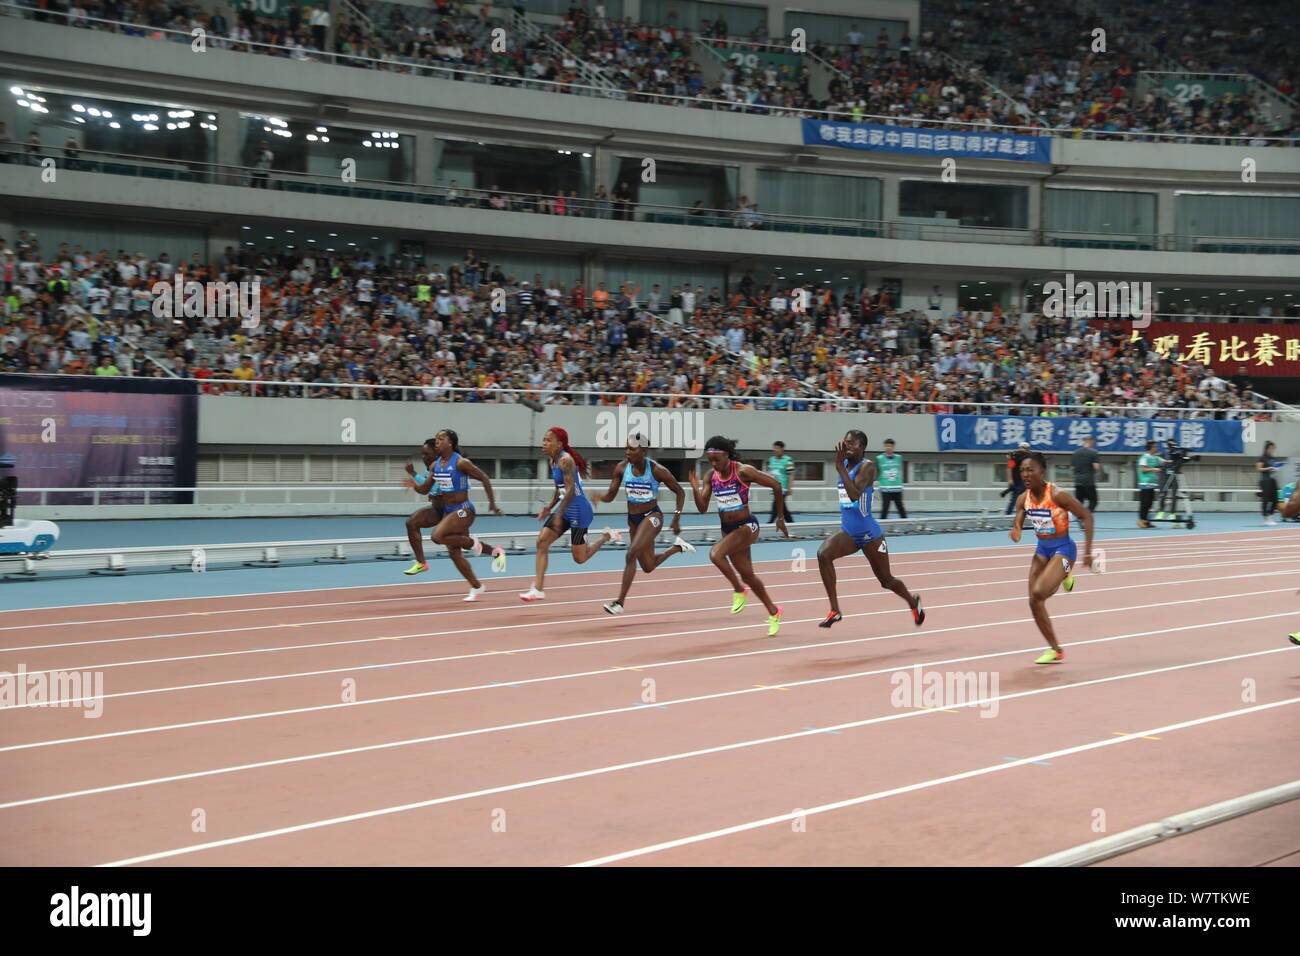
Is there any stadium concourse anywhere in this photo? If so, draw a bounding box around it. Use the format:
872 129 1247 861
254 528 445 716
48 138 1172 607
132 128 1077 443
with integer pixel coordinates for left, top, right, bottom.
0 241 1284 414
7 0 1295 143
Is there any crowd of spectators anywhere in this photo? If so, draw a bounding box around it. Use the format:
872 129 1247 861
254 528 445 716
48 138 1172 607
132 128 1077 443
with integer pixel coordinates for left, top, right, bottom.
1 232 1279 419
6 0 1293 144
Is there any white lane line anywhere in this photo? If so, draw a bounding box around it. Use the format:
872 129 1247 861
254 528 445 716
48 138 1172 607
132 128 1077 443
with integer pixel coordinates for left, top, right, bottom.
1 526 1281 617
7 538 1274 648
5 636 1288 812
569 697 1300 866
91 659 1300 866
4 566 1290 699
3 602 1292 759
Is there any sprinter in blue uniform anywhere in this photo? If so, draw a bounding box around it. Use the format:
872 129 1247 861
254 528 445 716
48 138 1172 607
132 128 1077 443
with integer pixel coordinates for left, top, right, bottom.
405 429 504 600
817 429 924 628
597 432 696 614
519 426 618 601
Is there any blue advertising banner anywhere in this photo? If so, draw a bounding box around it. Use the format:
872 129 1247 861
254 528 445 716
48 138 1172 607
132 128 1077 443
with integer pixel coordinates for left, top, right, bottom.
934 415 1245 454
801 118 1052 164
0 375 198 505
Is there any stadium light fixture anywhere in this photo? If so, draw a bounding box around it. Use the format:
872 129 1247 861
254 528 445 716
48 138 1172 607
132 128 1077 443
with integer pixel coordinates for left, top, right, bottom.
72 103 85 112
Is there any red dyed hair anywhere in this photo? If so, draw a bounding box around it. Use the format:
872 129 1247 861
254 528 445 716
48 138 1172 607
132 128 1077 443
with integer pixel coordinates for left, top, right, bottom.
547 426 588 478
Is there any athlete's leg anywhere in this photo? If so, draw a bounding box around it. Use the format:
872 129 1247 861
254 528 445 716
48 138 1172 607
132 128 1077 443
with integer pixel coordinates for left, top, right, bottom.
617 516 660 604
1028 554 1071 653
432 511 481 589
862 534 920 613
729 540 778 616
530 521 563 592
709 525 749 595
817 530 860 616
405 505 439 564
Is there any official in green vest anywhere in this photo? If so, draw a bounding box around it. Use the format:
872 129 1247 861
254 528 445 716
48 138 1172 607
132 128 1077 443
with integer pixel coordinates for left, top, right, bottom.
766 441 795 524
1135 440 1161 528
877 439 906 518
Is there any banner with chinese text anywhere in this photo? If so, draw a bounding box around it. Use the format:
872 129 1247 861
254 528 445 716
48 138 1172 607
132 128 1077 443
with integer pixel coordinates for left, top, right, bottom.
801 118 1052 163
1102 321 1299 376
935 415 1244 454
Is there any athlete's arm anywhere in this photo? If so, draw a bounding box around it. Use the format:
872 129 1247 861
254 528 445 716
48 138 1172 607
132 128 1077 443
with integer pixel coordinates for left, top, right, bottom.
1056 488 1095 568
554 454 578 517
458 457 503 515
599 463 625 503
1283 484 1300 520
836 449 874 501
1008 492 1027 543
653 461 687 535
407 464 436 496
739 463 789 537
687 467 712 513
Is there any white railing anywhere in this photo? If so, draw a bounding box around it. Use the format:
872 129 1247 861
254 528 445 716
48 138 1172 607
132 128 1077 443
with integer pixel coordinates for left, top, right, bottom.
7 7 1295 146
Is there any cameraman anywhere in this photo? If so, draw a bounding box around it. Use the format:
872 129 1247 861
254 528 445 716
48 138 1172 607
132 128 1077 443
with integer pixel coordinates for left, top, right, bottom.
1259 441 1283 526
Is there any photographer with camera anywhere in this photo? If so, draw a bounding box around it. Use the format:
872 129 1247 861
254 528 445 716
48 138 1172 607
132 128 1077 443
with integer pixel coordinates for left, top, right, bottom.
1155 439 1200 521
1258 441 1283 526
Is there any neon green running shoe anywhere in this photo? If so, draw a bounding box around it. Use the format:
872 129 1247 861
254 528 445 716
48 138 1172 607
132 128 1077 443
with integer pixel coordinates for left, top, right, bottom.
1288 633 1300 647
491 546 507 573
1063 574 1075 593
403 561 429 576
767 605 784 637
1035 648 1064 664
730 590 747 614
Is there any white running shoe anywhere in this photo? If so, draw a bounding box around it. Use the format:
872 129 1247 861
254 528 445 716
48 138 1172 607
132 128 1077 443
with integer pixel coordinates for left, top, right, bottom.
471 536 484 557
463 585 485 602
603 526 623 545
1265 516 1277 526
519 587 545 602
673 535 696 553
603 600 624 615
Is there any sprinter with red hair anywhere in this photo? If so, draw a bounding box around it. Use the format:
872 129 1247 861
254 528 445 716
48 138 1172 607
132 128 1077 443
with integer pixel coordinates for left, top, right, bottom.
519 427 621 601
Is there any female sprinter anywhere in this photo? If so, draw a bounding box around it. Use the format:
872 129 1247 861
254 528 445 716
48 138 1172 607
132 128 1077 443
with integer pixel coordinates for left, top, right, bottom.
405 430 504 601
817 430 925 628
519 426 619 601
688 435 788 636
598 432 696 614
1009 451 1095 663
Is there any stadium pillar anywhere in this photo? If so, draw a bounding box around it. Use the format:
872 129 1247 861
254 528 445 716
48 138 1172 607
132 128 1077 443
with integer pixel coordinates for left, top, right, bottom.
592 147 616 195
1156 188 1176 251
738 164 758 207
216 108 242 188
881 173 900 228
414 132 437 186
766 6 783 40
1027 179 1042 235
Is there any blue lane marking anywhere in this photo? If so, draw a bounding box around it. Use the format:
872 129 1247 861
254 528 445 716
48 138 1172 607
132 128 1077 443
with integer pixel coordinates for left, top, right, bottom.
1003 756 1052 766
489 681 521 688
803 726 843 735
635 702 669 709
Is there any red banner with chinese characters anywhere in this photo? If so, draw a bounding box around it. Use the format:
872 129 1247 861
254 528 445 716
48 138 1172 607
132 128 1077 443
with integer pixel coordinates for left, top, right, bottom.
1102 321 1300 376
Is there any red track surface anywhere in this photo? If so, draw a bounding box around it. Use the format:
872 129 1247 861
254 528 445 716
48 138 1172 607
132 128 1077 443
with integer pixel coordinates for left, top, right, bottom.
3 528 1299 866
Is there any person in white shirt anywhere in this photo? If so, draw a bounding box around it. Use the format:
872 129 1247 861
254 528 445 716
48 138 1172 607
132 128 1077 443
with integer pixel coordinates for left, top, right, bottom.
356 276 374 303
681 287 696 315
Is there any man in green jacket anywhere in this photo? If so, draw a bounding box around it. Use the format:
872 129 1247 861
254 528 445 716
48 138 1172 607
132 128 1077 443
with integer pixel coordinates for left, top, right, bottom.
766 441 795 524
878 439 906 518
1136 440 1161 528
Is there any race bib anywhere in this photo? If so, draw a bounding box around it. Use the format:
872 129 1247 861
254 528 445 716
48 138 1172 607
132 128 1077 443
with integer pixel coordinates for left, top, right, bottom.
716 490 741 510
1028 513 1052 533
